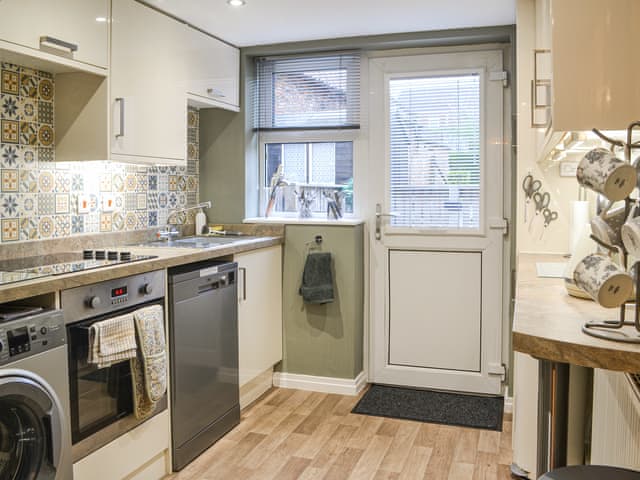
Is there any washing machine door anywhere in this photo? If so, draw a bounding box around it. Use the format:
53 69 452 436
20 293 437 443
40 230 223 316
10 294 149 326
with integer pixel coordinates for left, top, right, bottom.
0 376 63 480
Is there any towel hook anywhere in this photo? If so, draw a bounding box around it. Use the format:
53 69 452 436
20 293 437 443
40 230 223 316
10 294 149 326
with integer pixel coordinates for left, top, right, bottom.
305 235 323 251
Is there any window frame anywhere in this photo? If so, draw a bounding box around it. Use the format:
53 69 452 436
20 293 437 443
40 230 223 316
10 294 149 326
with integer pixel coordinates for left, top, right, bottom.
258 129 359 219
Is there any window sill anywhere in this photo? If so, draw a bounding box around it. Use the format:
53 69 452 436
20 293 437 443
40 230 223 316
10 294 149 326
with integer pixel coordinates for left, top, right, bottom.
243 217 365 226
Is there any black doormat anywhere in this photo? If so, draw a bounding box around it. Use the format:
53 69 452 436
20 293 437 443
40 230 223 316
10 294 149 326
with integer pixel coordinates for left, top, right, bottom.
352 384 504 431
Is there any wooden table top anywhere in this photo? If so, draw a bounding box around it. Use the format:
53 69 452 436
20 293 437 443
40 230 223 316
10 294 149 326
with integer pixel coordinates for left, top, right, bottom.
512 253 640 371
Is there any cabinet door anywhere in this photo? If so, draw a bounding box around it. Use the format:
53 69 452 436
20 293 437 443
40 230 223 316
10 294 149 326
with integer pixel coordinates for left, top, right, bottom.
237 246 283 387
184 26 239 111
110 0 186 163
0 0 108 69
551 0 640 131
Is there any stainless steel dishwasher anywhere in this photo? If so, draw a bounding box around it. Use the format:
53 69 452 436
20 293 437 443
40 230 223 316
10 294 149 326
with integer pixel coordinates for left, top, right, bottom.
168 260 239 471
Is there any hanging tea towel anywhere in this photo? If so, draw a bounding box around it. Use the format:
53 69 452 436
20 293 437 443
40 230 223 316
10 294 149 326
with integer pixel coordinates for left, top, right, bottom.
299 251 334 304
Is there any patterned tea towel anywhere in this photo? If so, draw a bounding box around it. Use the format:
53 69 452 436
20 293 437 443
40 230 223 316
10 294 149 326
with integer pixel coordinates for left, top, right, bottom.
130 305 167 420
88 314 137 368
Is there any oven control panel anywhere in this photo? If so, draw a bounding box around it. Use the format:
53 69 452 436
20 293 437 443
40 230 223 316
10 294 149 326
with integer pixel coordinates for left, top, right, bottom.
61 270 165 324
0 309 65 366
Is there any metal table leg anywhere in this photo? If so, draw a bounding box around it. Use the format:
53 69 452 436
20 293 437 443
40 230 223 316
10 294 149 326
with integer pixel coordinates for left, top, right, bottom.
537 360 570 475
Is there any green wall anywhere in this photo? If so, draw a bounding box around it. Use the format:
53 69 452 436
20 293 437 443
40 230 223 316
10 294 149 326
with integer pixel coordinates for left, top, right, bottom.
281 224 364 379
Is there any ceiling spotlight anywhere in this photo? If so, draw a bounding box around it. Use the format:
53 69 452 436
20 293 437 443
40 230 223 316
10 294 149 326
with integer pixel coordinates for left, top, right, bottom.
95 16 107 22
227 0 246 6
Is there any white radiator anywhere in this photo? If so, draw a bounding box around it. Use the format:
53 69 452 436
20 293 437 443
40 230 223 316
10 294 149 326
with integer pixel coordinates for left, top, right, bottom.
592 369 640 469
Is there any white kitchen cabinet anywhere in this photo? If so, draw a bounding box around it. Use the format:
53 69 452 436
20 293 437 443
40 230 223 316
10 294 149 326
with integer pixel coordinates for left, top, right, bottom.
0 0 108 69
110 0 187 164
236 245 283 389
534 0 640 149
184 26 240 112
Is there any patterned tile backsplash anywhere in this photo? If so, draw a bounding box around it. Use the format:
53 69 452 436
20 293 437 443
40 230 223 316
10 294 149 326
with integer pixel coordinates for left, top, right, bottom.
0 62 199 243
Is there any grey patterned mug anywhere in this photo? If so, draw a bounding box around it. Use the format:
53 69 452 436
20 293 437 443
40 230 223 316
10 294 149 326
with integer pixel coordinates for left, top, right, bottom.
573 253 633 308
622 216 640 258
577 148 636 201
590 205 627 247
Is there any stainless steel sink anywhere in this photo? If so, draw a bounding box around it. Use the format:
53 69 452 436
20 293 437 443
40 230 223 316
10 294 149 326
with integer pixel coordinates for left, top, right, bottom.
137 236 255 249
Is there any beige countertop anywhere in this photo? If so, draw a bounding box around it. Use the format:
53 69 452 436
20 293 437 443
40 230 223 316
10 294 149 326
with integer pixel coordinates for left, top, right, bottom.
0 236 282 304
513 253 640 372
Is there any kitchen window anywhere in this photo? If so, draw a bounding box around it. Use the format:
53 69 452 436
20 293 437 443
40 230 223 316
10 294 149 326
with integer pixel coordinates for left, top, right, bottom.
254 52 360 217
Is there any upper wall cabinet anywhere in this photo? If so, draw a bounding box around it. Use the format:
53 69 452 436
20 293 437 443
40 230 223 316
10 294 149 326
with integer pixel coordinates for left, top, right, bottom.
110 0 187 164
0 0 109 70
536 0 640 133
184 26 240 112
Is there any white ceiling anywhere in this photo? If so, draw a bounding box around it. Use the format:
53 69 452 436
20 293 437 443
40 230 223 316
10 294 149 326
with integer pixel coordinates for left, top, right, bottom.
144 0 516 47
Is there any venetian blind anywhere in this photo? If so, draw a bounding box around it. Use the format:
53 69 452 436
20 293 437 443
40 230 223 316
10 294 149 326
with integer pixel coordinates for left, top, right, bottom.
389 74 481 230
255 52 361 130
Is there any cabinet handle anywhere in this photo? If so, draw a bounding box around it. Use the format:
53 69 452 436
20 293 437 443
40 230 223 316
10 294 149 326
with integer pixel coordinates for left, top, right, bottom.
531 48 551 128
207 88 226 98
40 36 78 53
115 98 125 138
239 267 247 301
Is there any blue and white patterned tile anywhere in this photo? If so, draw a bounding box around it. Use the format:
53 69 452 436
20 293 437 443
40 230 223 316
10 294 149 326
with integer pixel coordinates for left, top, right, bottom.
37 193 55 215
136 211 147 229
85 213 100 233
71 215 84 234
1 94 19 120
71 173 83 191
136 193 146 210
135 173 147 191
148 174 158 190
53 215 70 237
99 173 111 192
157 209 168 227
21 146 36 168
54 171 70 192
148 210 158 227
19 169 37 192
125 192 136 211
18 97 37 123
1 144 19 167
55 193 69 214
38 171 54 192
19 216 38 241
158 192 168 209
1 193 20 217
37 147 53 166
168 192 178 209
38 216 54 238
19 194 35 216
112 211 125 231
147 192 158 209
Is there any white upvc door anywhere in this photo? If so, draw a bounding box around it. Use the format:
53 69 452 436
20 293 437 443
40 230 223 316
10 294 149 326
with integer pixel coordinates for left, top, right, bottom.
368 50 506 395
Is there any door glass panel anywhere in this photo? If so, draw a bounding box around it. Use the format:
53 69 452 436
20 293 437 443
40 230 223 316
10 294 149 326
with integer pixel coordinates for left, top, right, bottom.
0 398 46 479
388 74 481 230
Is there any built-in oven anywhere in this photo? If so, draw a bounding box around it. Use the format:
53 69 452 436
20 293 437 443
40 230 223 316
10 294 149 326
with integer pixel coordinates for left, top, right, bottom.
61 269 166 461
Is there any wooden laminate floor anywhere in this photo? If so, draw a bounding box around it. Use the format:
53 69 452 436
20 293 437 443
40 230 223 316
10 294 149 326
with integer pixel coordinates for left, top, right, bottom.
168 387 513 480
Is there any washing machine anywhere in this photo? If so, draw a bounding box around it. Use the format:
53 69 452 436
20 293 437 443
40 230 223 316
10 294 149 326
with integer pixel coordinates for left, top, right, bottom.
0 308 73 480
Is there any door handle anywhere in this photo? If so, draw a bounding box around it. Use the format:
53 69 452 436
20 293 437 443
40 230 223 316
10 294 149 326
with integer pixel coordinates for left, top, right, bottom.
115 98 125 138
375 203 397 240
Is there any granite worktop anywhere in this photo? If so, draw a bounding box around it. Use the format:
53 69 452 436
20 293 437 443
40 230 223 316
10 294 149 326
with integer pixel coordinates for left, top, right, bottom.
0 227 283 304
513 253 640 372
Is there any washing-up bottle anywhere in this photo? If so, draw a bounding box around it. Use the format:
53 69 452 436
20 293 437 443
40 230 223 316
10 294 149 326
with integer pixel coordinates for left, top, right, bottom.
195 208 207 235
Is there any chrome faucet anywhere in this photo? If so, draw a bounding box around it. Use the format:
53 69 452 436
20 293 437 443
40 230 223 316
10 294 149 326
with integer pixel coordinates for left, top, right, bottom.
157 201 212 241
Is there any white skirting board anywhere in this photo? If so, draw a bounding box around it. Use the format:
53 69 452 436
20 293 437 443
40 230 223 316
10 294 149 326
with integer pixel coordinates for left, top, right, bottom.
273 371 368 396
